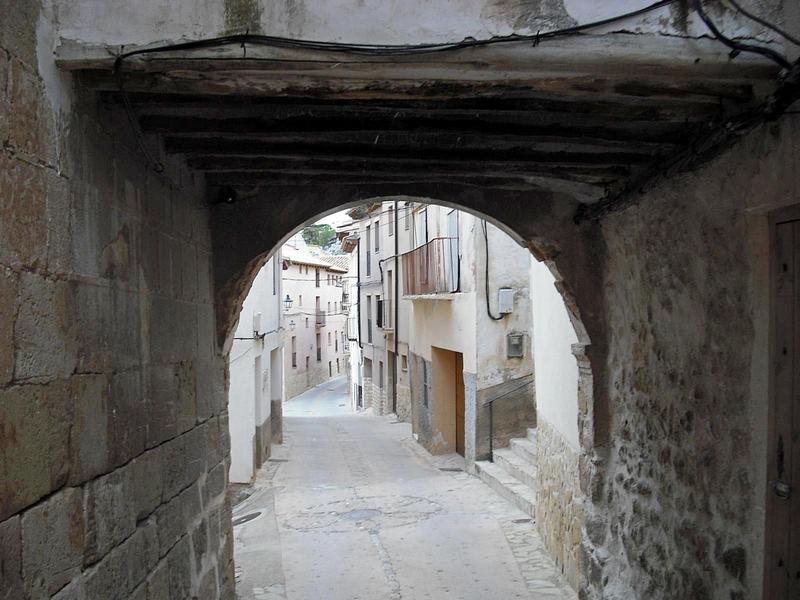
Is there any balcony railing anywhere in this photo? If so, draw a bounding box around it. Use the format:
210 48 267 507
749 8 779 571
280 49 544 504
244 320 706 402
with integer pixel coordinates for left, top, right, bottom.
401 237 459 296
315 310 326 327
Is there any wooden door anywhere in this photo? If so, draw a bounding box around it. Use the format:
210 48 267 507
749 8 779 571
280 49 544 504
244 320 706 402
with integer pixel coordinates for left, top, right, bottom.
766 206 800 598
455 353 465 456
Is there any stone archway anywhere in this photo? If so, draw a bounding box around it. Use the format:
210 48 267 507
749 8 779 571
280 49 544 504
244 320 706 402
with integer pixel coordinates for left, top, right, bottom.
211 184 608 442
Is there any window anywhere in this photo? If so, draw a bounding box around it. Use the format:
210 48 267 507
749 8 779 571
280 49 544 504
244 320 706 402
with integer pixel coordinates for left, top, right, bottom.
328 332 332 346
329 361 332 377
291 336 297 367
379 361 384 389
315 268 320 287
404 206 410 230
366 295 373 344
388 206 394 236
366 226 372 277
316 333 321 361
374 220 380 252
335 335 338 352
376 295 382 328
305 356 309 371
272 257 277 295
327 301 331 314
401 354 408 371
298 294 302 307
305 318 309 328
337 358 340 373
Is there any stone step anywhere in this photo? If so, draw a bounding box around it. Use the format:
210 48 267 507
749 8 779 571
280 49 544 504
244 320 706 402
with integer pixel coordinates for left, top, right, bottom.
527 428 537 444
510 437 537 464
475 460 536 518
493 448 538 491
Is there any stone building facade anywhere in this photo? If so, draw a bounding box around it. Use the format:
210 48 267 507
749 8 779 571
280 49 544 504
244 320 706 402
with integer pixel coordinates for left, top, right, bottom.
281 240 348 399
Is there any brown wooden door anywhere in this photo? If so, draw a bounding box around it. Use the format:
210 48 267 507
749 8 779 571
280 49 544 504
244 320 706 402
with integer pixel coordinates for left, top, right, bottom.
455 353 465 456
766 207 800 598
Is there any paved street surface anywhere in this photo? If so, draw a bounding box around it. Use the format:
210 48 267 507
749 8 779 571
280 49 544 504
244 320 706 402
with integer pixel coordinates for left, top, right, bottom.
233 376 576 600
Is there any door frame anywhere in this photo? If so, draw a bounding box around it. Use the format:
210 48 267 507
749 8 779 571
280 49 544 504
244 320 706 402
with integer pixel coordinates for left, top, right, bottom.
764 203 800 598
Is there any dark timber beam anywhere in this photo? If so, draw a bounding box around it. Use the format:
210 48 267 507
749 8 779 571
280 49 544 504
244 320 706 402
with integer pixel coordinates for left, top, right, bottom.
186 155 629 184
138 114 691 147
163 137 655 166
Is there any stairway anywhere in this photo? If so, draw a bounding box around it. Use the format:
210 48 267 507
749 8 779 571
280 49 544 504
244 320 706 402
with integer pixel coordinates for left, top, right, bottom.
475 428 538 518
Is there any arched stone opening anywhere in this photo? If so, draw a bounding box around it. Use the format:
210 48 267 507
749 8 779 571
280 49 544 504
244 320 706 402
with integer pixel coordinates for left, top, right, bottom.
214 188 606 592
213 187 605 433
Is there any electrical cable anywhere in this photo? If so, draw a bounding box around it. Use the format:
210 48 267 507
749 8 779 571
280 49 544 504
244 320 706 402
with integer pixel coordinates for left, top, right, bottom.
693 0 792 69
112 0 677 64
725 0 800 48
482 220 504 321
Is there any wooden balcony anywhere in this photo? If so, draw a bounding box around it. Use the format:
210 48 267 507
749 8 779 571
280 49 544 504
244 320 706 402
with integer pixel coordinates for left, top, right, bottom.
401 237 459 297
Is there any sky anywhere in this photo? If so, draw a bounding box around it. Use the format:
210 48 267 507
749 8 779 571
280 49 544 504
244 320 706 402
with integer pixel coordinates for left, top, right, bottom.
315 209 352 228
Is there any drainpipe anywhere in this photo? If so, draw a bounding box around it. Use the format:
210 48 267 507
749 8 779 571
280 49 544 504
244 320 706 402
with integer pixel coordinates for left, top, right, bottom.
356 237 363 350
394 200 399 358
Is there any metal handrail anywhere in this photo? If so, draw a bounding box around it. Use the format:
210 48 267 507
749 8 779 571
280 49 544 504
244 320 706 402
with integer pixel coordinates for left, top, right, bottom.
482 376 534 461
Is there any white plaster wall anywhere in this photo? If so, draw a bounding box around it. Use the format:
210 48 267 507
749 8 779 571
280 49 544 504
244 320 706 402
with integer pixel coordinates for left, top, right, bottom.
474 221 534 389
530 256 579 450
229 254 283 483
53 0 795 53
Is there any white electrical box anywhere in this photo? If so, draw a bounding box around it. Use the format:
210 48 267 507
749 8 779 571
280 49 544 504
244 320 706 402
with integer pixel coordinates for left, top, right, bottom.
498 288 514 314
252 312 262 334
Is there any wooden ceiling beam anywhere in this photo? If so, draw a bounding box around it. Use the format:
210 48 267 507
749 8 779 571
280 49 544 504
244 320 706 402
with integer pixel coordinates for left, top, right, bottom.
138 114 692 146
163 136 656 166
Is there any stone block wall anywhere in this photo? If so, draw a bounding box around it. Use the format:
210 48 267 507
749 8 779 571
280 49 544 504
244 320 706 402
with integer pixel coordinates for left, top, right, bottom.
0 7 233 598
535 419 583 591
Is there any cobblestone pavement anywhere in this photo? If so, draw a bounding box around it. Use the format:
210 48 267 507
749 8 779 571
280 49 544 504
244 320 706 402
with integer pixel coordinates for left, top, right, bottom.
233 377 576 600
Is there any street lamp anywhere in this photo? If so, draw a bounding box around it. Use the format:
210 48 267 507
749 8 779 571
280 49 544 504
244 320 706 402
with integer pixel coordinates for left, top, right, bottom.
283 294 293 312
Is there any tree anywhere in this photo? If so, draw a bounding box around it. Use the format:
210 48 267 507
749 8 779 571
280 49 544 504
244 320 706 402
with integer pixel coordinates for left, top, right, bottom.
302 224 336 248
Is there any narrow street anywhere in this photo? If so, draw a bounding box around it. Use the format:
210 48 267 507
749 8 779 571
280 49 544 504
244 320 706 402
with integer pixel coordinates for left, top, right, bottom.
232 376 576 600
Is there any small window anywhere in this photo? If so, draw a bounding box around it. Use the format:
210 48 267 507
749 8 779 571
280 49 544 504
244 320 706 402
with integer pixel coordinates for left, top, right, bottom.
305 318 309 328
401 354 408 371
299 294 302 307
404 206 410 230
388 206 394 236
374 220 380 252
328 332 332 346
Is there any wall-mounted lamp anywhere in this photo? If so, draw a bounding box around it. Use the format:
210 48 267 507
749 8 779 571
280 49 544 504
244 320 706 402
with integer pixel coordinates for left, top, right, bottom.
284 294 293 312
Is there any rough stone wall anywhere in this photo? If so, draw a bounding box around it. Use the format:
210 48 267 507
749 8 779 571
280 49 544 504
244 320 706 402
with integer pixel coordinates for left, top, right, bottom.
362 376 374 410
0 7 234 598
395 382 412 423
372 381 388 416
535 419 583 591
583 119 800 600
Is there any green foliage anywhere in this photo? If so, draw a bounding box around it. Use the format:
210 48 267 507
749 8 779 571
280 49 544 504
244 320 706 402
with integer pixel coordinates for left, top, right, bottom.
302 224 337 248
